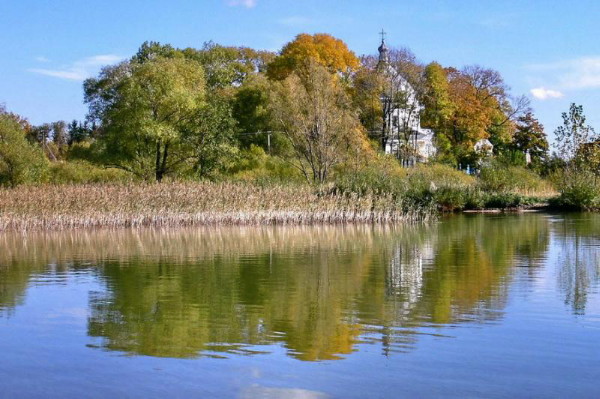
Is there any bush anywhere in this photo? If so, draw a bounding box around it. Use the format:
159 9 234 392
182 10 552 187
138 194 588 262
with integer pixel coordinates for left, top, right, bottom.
332 155 407 197
464 188 487 209
407 164 475 191
484 192 530 208
228 145 303 184
550 170 600 210
479 162 545 193
433 186 467 212
0 115 49 187
49 161 132 184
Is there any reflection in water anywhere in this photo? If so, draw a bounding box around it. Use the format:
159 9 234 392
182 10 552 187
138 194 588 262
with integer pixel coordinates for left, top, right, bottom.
240 385 329 399
0 214 597 361
553 214 600 314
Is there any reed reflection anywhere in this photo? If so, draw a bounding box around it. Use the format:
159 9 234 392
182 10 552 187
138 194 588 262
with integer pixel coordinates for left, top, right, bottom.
0 214 582 361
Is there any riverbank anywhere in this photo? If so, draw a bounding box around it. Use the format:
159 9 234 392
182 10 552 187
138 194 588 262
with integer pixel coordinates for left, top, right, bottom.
0 182 434 232
0 180 593 232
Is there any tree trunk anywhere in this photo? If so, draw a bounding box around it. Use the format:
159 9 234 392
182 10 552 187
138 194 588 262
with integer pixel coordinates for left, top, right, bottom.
155 141 163 182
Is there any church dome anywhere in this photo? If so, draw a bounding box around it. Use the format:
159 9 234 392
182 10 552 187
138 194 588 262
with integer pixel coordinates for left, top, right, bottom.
378 37 390 65
378 40 388 54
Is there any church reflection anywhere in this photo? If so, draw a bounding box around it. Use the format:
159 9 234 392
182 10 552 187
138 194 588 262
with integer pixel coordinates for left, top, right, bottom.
1 213 595 361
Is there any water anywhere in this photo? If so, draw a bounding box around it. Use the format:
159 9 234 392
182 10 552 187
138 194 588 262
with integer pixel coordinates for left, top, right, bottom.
0 213 598 398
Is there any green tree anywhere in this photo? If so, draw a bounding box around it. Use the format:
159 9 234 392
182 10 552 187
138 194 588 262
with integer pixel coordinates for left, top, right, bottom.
554 103 598 171
182 96 238 179
0 109 48 187
182 42 275 91
85 57 207 181
232 74 278 150
269 61 364 183
422 62 454 131
132 41 180 63
512 112 549 166
350 62 385 138
67 120 94 145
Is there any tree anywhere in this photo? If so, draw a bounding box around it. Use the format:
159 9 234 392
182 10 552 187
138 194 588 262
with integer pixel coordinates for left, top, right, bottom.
232 74 274 149
68 120 95 145
554 103 598 170
132 41 180 63
0 110 48 187
421 62 455 161
181 96 238 179
85 57 207 181
420 65 529 165
267 33 359 81
351 63 386 138
512 113 549 165
51 121 69 146
269 61 364 183
422 62 453 130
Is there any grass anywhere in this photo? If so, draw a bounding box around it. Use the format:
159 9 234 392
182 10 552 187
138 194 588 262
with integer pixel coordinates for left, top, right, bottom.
0 182 434 232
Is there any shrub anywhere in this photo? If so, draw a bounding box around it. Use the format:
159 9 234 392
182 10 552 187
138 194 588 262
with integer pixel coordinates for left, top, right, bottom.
479 162 545 193
332 155 407 197
0 115 49 187
407 164 475 191
433 186 467 212
49 161 132 184
228 145 303 184
464 188 487 210
550 170 600 210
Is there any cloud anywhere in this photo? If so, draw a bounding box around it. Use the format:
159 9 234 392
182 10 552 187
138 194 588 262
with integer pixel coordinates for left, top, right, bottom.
35 56 50 63
530 87 564 100
278 16 312 27
527 56 600 90
558 57 600 89
29 54 123 81
227 0 256 8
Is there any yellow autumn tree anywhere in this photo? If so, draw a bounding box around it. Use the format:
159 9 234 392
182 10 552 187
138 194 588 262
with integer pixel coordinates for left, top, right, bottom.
267 33 360 80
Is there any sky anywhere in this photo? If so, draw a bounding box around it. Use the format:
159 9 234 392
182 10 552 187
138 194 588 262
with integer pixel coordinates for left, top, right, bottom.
1 0 599 142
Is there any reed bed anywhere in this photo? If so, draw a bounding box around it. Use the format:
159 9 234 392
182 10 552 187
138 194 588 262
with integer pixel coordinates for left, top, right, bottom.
0 182 433 232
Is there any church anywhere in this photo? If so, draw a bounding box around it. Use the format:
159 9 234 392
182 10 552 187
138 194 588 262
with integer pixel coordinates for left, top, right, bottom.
376 35 436 164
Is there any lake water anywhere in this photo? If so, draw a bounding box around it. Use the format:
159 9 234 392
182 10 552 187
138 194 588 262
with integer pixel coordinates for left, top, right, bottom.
0 213 598 398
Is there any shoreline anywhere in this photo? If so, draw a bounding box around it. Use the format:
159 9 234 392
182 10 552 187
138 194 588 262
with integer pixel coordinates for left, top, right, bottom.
0 182 586 233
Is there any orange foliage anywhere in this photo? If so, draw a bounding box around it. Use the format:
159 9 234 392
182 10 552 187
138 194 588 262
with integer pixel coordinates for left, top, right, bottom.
267 33 360 80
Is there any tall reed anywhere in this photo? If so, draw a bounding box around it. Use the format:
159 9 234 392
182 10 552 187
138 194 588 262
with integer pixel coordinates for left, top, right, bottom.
0 182 434 232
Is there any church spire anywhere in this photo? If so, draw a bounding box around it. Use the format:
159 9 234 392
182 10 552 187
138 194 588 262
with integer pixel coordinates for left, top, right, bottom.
377 29 390 67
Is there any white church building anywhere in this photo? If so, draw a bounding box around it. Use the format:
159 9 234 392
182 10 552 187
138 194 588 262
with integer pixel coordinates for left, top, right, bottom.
377 36 436 163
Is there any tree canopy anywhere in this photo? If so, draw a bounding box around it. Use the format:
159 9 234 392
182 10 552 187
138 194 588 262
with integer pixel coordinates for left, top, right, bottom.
84 56 208 181
269 61 365 182
267 33 360 80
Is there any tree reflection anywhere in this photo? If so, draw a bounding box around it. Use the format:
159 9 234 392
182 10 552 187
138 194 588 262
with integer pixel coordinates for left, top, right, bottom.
554 214 600 315
1 213 587 361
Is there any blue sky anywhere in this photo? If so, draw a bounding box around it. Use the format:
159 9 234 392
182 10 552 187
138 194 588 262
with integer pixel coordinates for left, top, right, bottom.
1 0 599 142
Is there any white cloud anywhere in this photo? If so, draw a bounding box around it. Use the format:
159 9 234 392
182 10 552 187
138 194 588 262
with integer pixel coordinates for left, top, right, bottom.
29 54 123 81
35 56 50 63
530 87 564 100
278 16 312 26
527 56 600 90
559 57 600 89
227 0 256 8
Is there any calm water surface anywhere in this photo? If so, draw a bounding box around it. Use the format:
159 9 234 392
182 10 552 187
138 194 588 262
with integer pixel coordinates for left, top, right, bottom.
0 213 599 398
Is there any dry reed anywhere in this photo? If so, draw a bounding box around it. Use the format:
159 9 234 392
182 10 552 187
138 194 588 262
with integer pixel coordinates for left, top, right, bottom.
0 182 433 232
